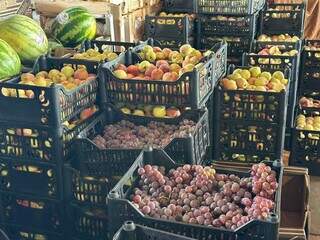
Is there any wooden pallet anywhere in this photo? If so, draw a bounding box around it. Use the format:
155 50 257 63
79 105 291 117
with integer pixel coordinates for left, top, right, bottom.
0 0 31 18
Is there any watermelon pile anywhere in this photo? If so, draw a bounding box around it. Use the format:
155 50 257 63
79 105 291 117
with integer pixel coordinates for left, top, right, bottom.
0 15 48 63
0 39 21 80
51 7 97 48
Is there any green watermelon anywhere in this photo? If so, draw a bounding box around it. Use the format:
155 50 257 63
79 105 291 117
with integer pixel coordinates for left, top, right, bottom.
51 7 97 48
0 39 21 80
0 15 48 62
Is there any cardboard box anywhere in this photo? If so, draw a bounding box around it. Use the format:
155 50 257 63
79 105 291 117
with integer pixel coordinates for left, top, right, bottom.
279 167 310 240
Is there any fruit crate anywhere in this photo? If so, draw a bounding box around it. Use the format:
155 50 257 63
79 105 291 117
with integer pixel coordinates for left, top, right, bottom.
0 159 63 200
213 65 289 162
201 36 252 59
299 66 320 93
66 204 108 240
163 0 198 13
74 105 210 166
260 3 306 37
144 15 196 39
0 193 65 235
0 56 99 126
145 36 196 49
113 221 196 240
199 12 259 37
0 0 31 18
101 41 227 109
198 0 265 15
290 108 320 176
0 111 99 165
108 148 283 239
301 40 320 68
242 53 299 127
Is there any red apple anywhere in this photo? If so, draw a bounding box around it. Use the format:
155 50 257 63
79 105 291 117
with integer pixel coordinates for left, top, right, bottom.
127 65 140 76
156 60 169 68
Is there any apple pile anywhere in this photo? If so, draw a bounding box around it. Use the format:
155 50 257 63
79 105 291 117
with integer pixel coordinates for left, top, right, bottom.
92 119 196 149
257 34 300 42
296 114 320 131
2 67 96 98
299 97 320 108
72 48 118 62
220 67 288 92
112 44 208 81
119 104 182 118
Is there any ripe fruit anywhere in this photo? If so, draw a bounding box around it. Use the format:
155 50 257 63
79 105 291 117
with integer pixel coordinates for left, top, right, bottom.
138 61 151 73
153 106 166 118
236 78 248 89
116 64 127 72
254 77 268 86
163 72 179 81
127 65 140 76
145 50 157 62
21 73 35 83
156 60 169 68
121 107 131 114
133 109 145 116
170 63 181 74
260 72 272 81
34 77 47 87
272 71 284 81
74 69 89 81
229 73 242 81
145 65 157 77
151 69 164 80
240 70 251 80
222 80 237 90
166 107 181 117
0 39 21 80
159 64 170 73
113 69 127 79
179 44 193 57
183 64 195 72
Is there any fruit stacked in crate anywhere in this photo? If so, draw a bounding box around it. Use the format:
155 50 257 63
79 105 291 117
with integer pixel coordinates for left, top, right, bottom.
144 0 198 49
0 55 101 239
213 65 289 162
198 0 265 65
108 148 283 240
243 34 302 128
260 0 306 38
64 39 227 239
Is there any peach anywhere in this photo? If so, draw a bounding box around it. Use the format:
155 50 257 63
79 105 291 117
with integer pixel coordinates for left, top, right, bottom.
126 74 135 79
170 51 183 64
127 65 140 76
179 44 193 57
151 68 164 80
145 64 157 77
183 64 195 72
48 69 60 80
159 64 170 73
113 70 128 79
170 63 181 74
162 48 172 58
156 60 169 68
36 71 48 79
143 76 151 80
153 47 162 52
166 107 181 118
34 76 47 87
21 73 35 82
116 64 127 72
162 72 179 81
222 79 237 90
74 69 89 81
74 79 82 85
156 51 166 60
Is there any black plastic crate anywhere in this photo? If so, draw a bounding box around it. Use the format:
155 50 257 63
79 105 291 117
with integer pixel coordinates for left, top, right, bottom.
108 149 283 239
0 224 62 240
74 106 210 166
299 66 320 93
198 0 265 15
0 56 99 126
113 221 196 240
290 108 320 176
66 204 108 240
252 39 302 53
101 42 227 109
144 15 195 39
0 160 63 200
301 40 320 68
82 39 137 55
260 3 305 37
163 0 198 13
0 193 65 234
0 111 99 164
199 12 259 37
143 36 196 50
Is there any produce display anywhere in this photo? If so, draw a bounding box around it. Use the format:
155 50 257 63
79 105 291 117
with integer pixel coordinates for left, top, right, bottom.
257 34 300 42
0 15 48 62
51 7 96 47
220 67 288 92
112 44 206 81
299 97 320 108
130 163 278 229
256 46 298 57
158 12 196 19
296 114 320 131
92 119 196 149
72 48 118 62
0 39 21 80
117 104 182 118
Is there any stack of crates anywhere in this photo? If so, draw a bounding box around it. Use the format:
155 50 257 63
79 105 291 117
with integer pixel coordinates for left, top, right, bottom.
289 40 320 175
143 0 198 49
197 0 265 65
0 56 100 239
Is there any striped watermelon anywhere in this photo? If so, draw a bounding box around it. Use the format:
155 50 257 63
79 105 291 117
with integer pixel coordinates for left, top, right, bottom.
51 7 97 48
0 39 21 80
0 15 48 62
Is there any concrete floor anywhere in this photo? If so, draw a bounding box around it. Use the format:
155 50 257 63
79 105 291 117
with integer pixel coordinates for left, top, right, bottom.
310 176 320 240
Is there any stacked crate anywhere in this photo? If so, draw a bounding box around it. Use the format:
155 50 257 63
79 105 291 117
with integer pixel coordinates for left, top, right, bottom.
213 65 289 162
0 56 100 239
0 0 31 19
143 0 198 49
198 0 265 65
289 40 320 175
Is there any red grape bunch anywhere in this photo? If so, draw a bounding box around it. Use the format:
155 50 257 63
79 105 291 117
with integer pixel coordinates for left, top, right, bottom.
130 162 279 230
